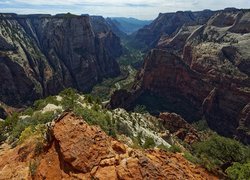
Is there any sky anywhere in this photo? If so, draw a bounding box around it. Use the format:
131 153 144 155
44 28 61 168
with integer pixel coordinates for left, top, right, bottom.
0 0 250 20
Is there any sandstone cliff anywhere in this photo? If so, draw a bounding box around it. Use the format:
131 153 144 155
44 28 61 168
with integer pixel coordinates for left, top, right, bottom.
0 13 122 107
135 10 215 48
0 112 217 179
110 9 250 144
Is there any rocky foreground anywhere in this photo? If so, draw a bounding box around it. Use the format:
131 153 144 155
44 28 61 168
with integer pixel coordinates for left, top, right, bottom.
0 112 217 179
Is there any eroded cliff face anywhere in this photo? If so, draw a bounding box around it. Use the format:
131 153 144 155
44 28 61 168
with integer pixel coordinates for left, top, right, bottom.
0 112 217 179
110 9 250 143
0 13 122 106
135 10 215 48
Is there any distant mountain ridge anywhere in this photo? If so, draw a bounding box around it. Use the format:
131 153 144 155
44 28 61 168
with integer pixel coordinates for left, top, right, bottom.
134 9 216 48
107 17 152 34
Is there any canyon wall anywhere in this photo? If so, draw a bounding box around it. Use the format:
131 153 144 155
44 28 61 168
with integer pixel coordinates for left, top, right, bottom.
0 13 122 106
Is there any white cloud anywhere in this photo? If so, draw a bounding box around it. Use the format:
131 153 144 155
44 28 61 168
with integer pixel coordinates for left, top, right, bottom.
0 0 250 19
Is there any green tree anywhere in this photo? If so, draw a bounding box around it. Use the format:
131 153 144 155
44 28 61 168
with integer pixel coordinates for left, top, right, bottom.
226 161 250 180
193 134 250 171
143 136 155 149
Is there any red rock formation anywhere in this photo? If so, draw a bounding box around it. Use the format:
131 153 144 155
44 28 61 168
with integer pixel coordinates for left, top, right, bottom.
0 113 217 179
110 9 250 143
159 112 200 144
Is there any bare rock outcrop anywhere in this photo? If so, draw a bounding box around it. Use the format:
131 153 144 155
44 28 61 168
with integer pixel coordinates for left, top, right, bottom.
0 113 217 179
159 112 200 144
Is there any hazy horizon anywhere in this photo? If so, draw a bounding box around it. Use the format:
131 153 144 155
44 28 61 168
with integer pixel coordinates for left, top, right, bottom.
0 0 250 20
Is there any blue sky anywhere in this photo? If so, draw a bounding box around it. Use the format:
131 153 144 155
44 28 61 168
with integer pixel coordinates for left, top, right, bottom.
0 0 250 20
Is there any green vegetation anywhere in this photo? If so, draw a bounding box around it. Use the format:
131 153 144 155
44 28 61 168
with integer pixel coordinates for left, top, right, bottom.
12 112 56 141
34 96 59 110
90 38 144 101
59 88 78 109
192 119 209 131
183 152 200 164
193 135 250 170
134 105 147 114
117 41 145 68
168 144 182 153
2 87 250 180
73 105 115 136
226 161 250 180
29 159 39 177
157 143 182 153
143 136 156 149
0 89 74 144
189 134 250 178
157 144 169 151
115 118 132 137
91 66 137 101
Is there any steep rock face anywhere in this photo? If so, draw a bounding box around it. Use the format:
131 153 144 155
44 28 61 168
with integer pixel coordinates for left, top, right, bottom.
237 103 250 144
183 9 250 141
0 112 217 179
0 13 122 106
135 10 215 48
158 25 201 55
110 9 250 143
159 112 200 144
0 106 7 119
110 49 212 121
184 11 250 78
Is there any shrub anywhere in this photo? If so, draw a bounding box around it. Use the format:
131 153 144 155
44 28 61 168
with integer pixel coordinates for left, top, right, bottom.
192 119 209 131
108 128 117 138
137 131 143 146
193 134 250 171
92 103 100 111
34 140 44 155
168 144 182 153
157 144 169 151
85 95 93 104
8 111 56 142
134 105 147 114
226 161 250 180
73 106 114 135
0 134 6 143
19 126 34 143
0 121 6 143
22 107 35 116
29 159 39 177
60 88 78 109
34 96 59 110
116 119 132 137
143 136 155 149
3 112 19 132
183 152 200 164
32 111 56 125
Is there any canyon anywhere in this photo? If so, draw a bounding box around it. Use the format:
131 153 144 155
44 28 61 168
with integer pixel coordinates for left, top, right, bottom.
110 8 250 144
0 13 122 107
0 7 249 180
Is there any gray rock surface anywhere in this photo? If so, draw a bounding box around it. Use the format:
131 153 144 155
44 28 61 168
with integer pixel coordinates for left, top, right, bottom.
0 13 122 106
